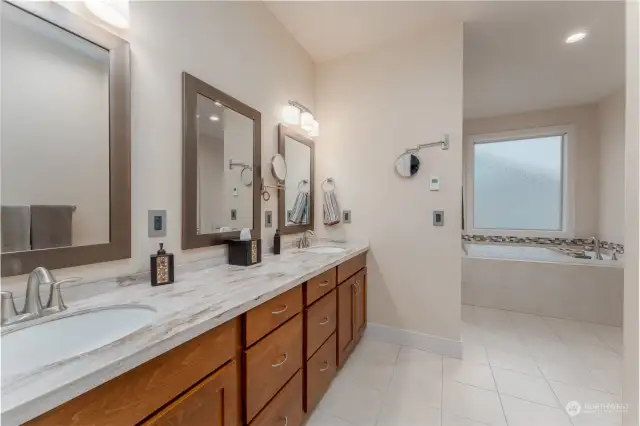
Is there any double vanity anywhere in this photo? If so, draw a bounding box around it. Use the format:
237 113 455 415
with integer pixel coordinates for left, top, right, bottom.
2 243 369 426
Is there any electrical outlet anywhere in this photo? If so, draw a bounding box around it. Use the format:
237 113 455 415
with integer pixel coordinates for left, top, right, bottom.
231 209 237 220
287 210 293 221
433 210 444 226
343 210 352 224
265 210 273 228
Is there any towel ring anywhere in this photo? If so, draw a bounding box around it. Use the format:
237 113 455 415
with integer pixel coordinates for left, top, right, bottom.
297 179 309 192
321 178 335 192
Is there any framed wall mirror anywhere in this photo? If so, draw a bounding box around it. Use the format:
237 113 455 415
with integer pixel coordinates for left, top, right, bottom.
1 1 131 277
278 124 315 234
182 72 261 249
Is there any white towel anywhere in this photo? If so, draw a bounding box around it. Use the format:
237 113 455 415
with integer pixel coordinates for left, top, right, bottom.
323 190 340 226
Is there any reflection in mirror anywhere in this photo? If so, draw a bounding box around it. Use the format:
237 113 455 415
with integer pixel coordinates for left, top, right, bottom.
271 154 287 182
284 136 312 226
395 153 421 178
196 94 254 235
1 4 110 253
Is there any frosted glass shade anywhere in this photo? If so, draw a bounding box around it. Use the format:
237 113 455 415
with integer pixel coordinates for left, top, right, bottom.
85 0 129 29
300 111 315 131
309 120 319 137
282 105 300 125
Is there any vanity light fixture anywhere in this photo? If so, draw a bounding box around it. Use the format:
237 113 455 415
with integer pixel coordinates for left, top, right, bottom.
309 120 320 137
85 0 130 29
209 114 220 121
282 104 301 126
565 31 587 44
300 111 315 132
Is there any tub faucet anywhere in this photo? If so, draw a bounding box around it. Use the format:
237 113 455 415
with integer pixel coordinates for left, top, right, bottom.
590 237 604 260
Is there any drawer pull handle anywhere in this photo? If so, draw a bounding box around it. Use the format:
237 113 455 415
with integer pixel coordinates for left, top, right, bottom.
281 416 288 426
272 305 288 315
320 361 330 372
272 353 288 368
319 317 330 326
318 280 330 287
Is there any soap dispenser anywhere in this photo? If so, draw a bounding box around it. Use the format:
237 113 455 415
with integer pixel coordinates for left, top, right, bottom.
151 242 174 286
274 229 281 255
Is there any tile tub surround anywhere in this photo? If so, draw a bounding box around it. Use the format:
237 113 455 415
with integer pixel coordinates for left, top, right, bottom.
462 255 624 326
461 234 625 254
0 241 369 426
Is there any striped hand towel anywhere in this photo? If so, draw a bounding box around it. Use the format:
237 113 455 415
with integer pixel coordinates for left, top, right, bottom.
289 192 309 225
323 190 340 226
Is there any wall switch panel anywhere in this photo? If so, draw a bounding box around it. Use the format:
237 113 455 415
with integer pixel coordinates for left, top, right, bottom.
265 210 273 228
343 210 352 224
429 176 440 191
148 210 167 237
433 210 444 226
231 209 237 220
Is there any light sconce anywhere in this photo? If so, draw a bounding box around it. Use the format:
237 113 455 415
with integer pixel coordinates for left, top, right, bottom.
283 100 319 138
85 0 130 29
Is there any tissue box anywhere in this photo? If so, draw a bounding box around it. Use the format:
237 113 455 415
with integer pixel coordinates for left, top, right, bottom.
227 239 262 266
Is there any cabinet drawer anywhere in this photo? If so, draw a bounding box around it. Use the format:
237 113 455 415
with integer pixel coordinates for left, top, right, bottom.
337 253 366 283
245 314 303 422
250 370 304 426
142 360 240 426
305 289 337 359
305 268 336 306
305 333 337 413
25 318 240 426
245 286 303 347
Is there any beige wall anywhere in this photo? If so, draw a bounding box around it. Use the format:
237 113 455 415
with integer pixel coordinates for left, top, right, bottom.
3 1 315 285
315 24 463 340
623 1 639 424
464 104 601 238
598 87 626 244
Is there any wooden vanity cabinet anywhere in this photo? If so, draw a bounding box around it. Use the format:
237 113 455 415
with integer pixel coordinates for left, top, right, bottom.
142 360 240 426
23 253 367 426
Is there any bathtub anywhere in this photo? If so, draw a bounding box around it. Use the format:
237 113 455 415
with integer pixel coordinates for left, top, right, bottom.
462 243 624 326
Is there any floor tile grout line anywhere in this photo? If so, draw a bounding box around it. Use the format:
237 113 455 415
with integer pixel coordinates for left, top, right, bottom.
486 357 511 426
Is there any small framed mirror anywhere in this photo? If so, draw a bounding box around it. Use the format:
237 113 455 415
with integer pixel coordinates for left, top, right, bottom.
395 152 421 178
182 72 261 249
278 124 314 234
1 1 131 277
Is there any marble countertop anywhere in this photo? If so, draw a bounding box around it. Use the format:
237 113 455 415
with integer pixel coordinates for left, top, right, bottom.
1 241 369 425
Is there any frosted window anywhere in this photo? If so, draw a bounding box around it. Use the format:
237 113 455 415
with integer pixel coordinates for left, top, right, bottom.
473 135 564 231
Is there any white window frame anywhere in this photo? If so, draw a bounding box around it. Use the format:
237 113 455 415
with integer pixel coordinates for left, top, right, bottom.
464 124 576 238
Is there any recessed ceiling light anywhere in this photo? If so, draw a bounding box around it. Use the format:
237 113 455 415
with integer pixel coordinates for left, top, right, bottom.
214 101 222 107
565 32 587 44
209 115 220 121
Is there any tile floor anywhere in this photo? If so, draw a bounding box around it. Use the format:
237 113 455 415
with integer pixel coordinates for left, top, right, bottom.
307 305 624 426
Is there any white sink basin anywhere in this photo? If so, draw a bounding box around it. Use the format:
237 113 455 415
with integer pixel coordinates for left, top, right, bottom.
2 305 156 377
305 246 346 254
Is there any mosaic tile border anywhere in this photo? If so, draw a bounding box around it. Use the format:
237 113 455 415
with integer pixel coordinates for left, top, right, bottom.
461 234 624 254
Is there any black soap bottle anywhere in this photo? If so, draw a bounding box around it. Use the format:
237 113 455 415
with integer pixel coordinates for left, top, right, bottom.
273 229 281 255
151 242 175 286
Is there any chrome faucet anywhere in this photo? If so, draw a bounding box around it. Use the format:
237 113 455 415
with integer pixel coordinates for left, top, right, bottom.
295 230 315 249
590 237 604 260
1 267 80 326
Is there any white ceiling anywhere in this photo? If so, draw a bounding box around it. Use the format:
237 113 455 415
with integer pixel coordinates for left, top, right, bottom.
266 1 625 118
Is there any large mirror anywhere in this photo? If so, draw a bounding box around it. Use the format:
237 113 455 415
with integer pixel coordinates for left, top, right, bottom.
278 124 315 234
182 72 261 249
1 1 131 277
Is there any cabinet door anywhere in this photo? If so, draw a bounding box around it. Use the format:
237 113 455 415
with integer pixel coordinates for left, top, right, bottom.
354 269 367 343
337 277 355 367
142 360 240 426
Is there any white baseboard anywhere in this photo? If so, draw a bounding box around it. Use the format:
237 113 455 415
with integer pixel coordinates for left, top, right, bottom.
365 323 463 359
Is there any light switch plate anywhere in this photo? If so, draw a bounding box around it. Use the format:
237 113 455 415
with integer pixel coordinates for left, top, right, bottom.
148 210 167 237
265 210 273 228
343 210 352 224
231 209 237 220
433 210 444 226
429 176 440 191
